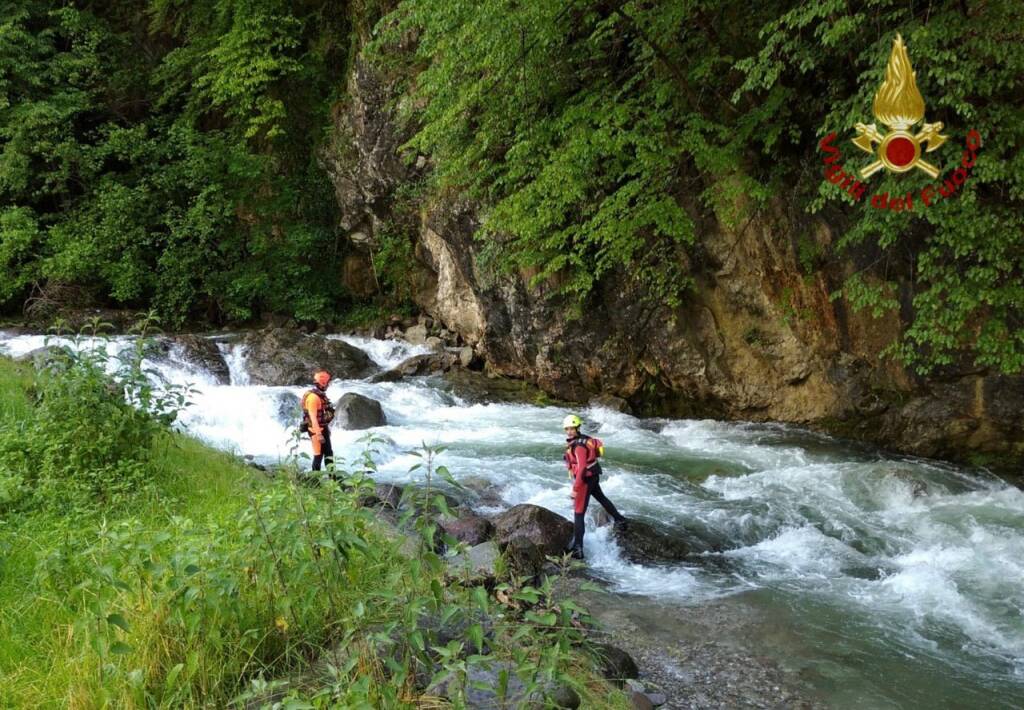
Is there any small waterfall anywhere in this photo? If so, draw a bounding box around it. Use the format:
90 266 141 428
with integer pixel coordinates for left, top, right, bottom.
218 342 251 386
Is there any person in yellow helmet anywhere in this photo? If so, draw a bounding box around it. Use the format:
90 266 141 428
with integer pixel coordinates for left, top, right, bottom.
562 414 627 560
301 370 335 471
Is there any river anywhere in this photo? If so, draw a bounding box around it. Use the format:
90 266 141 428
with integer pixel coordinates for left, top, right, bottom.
2 331 1021 709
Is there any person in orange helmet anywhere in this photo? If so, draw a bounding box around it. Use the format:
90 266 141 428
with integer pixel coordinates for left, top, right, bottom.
301 370 336 472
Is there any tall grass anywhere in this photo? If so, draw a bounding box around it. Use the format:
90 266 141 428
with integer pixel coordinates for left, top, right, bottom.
0 348 628 708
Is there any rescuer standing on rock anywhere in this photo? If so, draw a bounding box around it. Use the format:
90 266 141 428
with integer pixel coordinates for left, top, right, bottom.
563 414 627 559
301 370 335 472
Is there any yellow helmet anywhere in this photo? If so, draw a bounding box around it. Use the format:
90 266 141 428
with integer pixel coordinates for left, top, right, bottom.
562 414 582 429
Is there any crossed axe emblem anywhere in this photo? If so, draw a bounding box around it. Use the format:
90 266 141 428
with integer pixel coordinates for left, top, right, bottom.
852 121 948 179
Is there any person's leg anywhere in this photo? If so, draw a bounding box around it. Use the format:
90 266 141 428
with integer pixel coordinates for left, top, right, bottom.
322 431 335 474
589 477 625 522
571 513 586 558
310 432 323 471
568 481 593 558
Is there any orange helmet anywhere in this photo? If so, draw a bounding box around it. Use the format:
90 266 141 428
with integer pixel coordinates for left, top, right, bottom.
313 370 331 388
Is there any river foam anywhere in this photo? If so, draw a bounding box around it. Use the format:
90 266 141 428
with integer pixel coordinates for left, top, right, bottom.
2 330 1021 703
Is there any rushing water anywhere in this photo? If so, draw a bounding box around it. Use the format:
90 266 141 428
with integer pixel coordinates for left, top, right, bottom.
2 331 1022 708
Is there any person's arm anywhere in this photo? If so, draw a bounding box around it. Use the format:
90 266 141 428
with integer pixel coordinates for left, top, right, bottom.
305 395 323 437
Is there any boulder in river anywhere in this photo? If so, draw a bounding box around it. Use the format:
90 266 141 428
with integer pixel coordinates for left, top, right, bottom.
440 510 495 546
240 328 374 385
592 643 639 685
374 483 404 510
170 334 231 384
368 352 460 383
490 504 573 557
589 393 633 414
503 537 546 578
334 392 386 429
269 391 301 426
459 475 506 509
612 518 697 564
16 345 73 372
447 540 500 582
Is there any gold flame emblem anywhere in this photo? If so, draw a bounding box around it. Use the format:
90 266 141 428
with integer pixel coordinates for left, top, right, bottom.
852 34 947 178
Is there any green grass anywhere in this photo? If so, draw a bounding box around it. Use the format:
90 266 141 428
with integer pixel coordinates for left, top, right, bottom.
0 356 629 708
0 357 269 706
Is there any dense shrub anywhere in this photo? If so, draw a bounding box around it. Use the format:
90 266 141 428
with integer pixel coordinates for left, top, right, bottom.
0 327 190 513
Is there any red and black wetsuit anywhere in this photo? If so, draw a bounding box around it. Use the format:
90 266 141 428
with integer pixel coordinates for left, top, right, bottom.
565 433 624 558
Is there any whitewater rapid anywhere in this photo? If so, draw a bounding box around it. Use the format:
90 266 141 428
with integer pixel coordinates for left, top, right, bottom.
2 330 1022 707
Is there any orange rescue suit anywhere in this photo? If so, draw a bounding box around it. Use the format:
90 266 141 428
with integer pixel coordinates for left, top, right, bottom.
303 388 333 454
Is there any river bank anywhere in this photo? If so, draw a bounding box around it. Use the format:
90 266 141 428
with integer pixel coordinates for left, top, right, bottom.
1 328 1021 708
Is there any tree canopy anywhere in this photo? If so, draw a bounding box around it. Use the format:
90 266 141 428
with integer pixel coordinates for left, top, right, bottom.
368 0 1024 374
1 0 1021 374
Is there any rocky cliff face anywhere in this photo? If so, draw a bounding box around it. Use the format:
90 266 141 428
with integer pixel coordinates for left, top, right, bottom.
323 53 1023 475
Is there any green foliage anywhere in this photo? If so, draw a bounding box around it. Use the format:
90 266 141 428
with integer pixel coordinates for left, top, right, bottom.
367 1 709 312
0 1 352 326
0 320 191 514
0 408 625 707
733 0 1024 374
369 0 1024 374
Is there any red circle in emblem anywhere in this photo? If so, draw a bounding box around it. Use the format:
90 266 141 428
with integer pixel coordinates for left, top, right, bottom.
885 137 916 167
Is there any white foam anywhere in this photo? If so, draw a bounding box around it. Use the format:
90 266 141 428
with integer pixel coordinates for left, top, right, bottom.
219 343 251 386
660 419 814 470
326 334 433 369
2 328 1023 687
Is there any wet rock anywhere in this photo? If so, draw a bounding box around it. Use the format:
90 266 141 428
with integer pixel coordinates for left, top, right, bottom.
459 475 506 508
630 691 655 710
358 482 404 510
458 345 475 368
404 487 461 517
440 511 494 546
171 334 231 384
16 345 73 371
503 537 546 578
375 483 404 510
490 504 573 557
591 507 613 528
404 323 428 345
241 328 374 385
368 352 460 383
613 518 695 564
442 368 558 405
269 391 301 426
447 541 500 582
593 643 639 685
334 392 386 429
242 455 268 473
368 367 404 383
590 394 633 414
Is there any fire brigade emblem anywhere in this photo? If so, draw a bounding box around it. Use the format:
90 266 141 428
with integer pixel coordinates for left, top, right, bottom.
852 34 947 179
